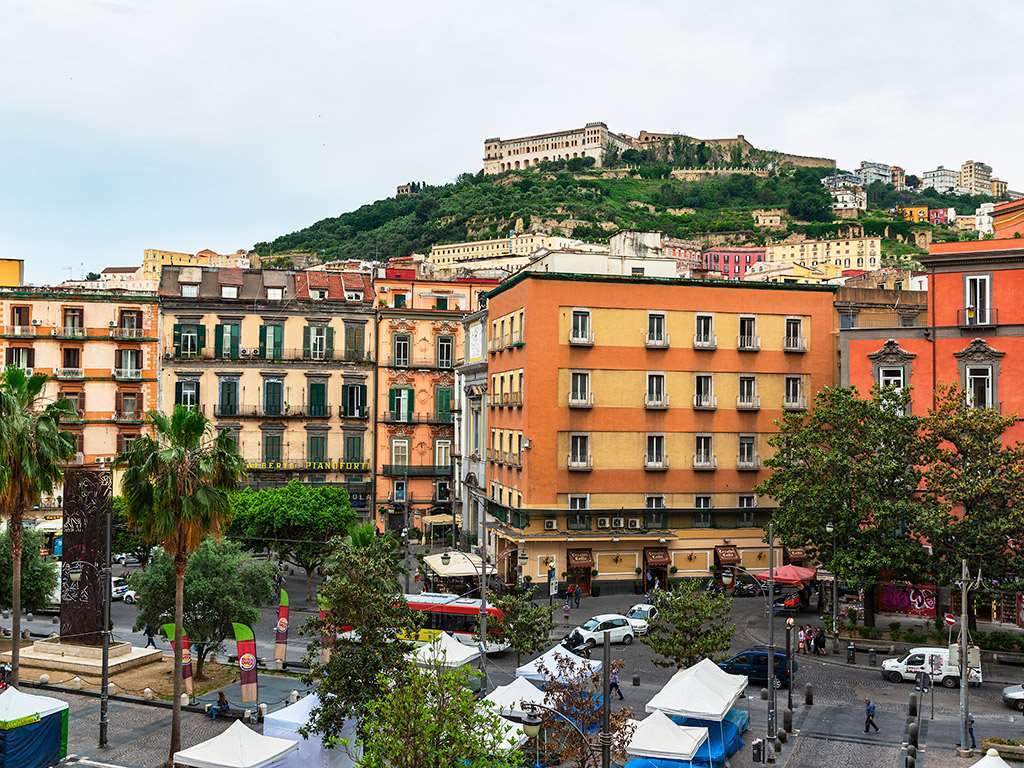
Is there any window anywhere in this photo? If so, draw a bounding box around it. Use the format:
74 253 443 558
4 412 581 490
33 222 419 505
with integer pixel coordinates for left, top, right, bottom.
118 391 140 418
437 336 453 368
434 480 450 502
647 312 666 345
260 324 283 360
393 293 407 309
965 275 991 324
307 326 331 360
215 323 240 359
739 435 757 466
392 479 407 502
218 379 238 416
263 433 283 463
695 314 714 346
266 287 284 302
900 314 916 328
221 285 239 299
785 376 803 407
694 374 714 408
391 438 410 466
63 308 83 333
10 306 29 328
62 347 81 369
5 347 33 370
175 323 203 358
308 433 327 462
568 495 589 530
570 310 592 343
785 318 804 349
181 284 199 298
308 380 328 417
435 386 452 420
393 334 411 367
569 434 590 467
966 366 992 409
434 295 449 311
839 313 856 330
695 495 712 528
175 379 199 408
738 376 757 406
645 496 666 528
646 373 666 406
434 440 451 467
739 495 756 525
263 378 284 415
118 310 142 334
695 434 713 464
878 367 904 391
342 383 367 417
738 316 757 348
570 371 590 405
389 387 414 421
115 348 141 376
117 432 140 453
631 266 645 276
343 434 363 462
344 323 365 360
345 291 363 302
645 434 666 467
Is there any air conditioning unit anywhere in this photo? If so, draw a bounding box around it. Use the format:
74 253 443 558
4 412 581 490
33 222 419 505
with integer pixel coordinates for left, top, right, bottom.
108 321 117 328
612 517 625 529
50 329 57 336
74 452 84 465
543 519 558 531
627 518 641 530
379 286 389 292
596 517 610 529
96 456 113 464
239 349 251 358
31 319 41 326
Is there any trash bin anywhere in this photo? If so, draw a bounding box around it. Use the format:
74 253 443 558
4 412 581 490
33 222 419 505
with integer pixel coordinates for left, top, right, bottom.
869 648 877 666
752 738 764 764
847 643 856 664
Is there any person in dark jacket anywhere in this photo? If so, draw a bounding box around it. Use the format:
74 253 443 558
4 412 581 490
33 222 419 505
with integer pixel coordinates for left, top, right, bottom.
864 698 879 733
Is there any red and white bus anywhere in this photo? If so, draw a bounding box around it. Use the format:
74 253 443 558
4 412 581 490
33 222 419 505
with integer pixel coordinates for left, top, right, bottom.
405 592 509 654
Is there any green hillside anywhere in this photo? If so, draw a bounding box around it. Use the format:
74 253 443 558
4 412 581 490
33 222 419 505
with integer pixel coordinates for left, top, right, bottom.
254 163 994 265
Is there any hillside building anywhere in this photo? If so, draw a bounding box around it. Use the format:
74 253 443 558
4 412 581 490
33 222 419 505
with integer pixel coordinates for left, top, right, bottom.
428 233 583 270
764 235 881 271
921 166 959 194
857 161 892 187
702 246 766 281
483 122 634 174
959 161 993 197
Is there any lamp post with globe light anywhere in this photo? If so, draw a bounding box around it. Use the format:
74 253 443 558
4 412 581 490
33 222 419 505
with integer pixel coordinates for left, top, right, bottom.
826 521 838 654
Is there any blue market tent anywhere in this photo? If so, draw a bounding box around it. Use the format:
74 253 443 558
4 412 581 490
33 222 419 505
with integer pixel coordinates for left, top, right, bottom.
0 687 69 768
668 716 743 767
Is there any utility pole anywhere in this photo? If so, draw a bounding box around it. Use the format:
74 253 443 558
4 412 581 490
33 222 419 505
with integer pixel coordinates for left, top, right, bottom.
98 499 112 748
767 521 777 744
958 558 970 756
477 525 488 691
601 631 611 768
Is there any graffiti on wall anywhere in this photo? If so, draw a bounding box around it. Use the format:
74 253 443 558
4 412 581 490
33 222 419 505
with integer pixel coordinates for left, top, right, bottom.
879 582 936 617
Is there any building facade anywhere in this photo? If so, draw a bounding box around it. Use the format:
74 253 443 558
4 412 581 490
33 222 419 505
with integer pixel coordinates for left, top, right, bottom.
428 233 583 270
959 161 993 197
829 187 867 216
764 236 881 271
158 267 376 514
991 178 1008 198
921 166 959 194
373 269 497 534
482 272 837 592
891 166 906 191
454 308 489 547
702 246 766 280
483 122 634 175
857 161 892 187
0 286 160 467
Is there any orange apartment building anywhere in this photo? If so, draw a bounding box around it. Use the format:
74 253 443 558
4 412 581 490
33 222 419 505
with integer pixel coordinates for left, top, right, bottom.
484 272 837 593
374 268 498 534
0 286 159 482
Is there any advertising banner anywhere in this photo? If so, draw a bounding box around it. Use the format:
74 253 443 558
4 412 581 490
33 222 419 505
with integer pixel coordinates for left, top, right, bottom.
232 623 258 702
162 623 194 695
274 589 289 663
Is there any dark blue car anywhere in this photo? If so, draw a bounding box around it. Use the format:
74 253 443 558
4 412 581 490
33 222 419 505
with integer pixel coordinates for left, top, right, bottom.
718 647 796 688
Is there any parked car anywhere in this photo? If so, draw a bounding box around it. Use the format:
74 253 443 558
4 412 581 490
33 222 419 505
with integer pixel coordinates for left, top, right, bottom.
562 614 635 649
1002 684 1024 711
625 604 657 635
123 587 138 604
111 577 130 600
718 647 795 688
881 647 982 688
771 592 803 614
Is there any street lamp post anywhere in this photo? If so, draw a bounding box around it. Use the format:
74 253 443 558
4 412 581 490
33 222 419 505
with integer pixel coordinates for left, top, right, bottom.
826 521 838 654
956 559 982 757
785 618 794 713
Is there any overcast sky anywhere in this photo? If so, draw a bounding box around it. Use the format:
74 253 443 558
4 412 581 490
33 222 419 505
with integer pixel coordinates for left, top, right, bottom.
2 0 1019 283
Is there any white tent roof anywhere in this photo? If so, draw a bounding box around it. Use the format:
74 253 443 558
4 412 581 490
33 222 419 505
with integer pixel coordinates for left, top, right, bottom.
409 632 481 668
263 694 360 768
516 644 603 683
174 720 298 768
423 551 496 578
971 749 1014 768
0 686 67 725
645 658 747 721
627 710 709 761
483 676 547 718
484 710 528 749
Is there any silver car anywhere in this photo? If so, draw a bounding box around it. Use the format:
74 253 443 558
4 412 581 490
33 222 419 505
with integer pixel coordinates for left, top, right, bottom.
625 603 657 635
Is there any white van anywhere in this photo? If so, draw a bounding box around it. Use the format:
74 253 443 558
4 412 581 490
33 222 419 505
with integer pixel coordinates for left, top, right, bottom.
881 646 982 688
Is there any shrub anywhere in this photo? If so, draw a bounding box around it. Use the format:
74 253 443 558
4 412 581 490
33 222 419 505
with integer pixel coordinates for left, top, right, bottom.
846 607 859 624
860 626 882 640
903 630 928 644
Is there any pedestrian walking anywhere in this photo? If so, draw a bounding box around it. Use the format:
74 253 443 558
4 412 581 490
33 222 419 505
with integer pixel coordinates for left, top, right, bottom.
609 667 624 701
968 715 977 749
864 698 879 733
797 627 805 654
566 583 574 603
816 628 827 656
562 600 571 626
573 585 582 609
143 623 158 649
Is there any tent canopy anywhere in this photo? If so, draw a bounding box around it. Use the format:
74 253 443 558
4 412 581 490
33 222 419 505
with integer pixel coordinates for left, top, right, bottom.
971 749 1014 768
423 551 496 578
516 645 603 684
752 564 817 585
422 513 460 526
627 711 708 761
174 720 298 768
0 687 67 726
483 676 547 718
485 709 528 749
409 631 481 668
645 658 747 721
263 694 360 768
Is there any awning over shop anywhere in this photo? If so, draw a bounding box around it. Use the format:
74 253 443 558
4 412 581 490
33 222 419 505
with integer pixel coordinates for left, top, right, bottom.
422 513 460 526
753 564 818 586
714 545 740 566
786 547 806 564
423 551 497 578
567 548 594 570
644 548 671 567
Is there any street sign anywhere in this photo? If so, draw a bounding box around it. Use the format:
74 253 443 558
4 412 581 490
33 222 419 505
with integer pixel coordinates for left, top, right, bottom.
944 613 957 627
548 566 557 596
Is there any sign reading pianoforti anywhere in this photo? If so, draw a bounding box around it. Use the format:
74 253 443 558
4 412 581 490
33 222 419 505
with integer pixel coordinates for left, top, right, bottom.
245 459 372 472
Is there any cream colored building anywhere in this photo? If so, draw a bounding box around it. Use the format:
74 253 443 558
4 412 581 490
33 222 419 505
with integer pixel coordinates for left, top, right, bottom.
483 122 634 174
142 248 251 280
992 178 1009 198
765 236 881 271
742 260 843 285
428 233 583 269
959 160 993 196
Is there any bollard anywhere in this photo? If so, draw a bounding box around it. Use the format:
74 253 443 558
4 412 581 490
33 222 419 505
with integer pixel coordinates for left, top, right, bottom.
632 674 640 686
907 744 917 759
760 687 769 701
847 643 856 664
908 721 919 748
25 613 33 622
783 709 793 733
20 630 29 640
180 693 190 707
38 674 49 685
144 687 154 700
906 755 916 768
288 690 300 704
51 616 58 624
909 692 918 718
108 683 118 695
778 730 788 744
751 739 764 764
773 737 782 753
805 683 814 706
869 648 877 667
69 676 81 690
258 703 268 718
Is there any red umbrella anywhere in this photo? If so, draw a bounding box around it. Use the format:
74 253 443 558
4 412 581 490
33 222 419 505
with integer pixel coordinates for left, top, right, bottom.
753 564 818 585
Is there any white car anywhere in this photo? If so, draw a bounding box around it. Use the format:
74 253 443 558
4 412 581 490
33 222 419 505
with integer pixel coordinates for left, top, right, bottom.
625 604 657 635
1002 684 1024 711
563 614 635 649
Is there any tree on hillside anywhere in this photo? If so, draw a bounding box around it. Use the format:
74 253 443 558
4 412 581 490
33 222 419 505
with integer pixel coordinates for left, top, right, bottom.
116 405 245 762
130 540 276 678
642 580 733 669
230 481 355 601
757 385 931 627
0 529 58 613
303 532 414 743
917 385 1024 628
490 589 553 669
0 367 75 685
359 663 523 768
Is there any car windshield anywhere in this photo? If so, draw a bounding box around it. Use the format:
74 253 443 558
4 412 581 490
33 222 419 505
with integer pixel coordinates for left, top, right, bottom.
113 578 128 588
581 619 601 631
896 652 910 663
627 607 650 619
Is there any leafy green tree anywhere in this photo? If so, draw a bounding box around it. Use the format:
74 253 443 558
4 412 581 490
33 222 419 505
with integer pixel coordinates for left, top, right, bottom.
112 496 155 569
230 481 355 601
85 271 101 280
918 386 1024 628
0 529 57 612
129 539 276 677
642 580 733 669
490 589 553 669
359 662 523 768
0 367 75 684
757 386 930 626
304 533 414 743
116 405 245 762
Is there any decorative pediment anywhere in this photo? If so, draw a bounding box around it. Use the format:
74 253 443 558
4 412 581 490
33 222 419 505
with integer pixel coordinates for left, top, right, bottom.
432 320 460 335
431 372 455 386
465 472 479 488
389 372 416 387
387 425 414 437
868 339 916 365
388 319 417 332
953 338 1005 364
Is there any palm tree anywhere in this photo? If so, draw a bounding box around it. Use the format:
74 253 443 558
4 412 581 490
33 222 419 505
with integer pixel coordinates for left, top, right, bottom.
117 405 244 762
0 367 75 685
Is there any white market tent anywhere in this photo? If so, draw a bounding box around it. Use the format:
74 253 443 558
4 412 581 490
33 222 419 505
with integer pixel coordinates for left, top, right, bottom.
263 694 361 768
0 687 67 722
627 710 709 761
409 631 481 668
491 712 528 749
971 749 1014 768
645 658 747 721
423 551 496 578
483 676 547 718
516 644 603 684
174 720 298 768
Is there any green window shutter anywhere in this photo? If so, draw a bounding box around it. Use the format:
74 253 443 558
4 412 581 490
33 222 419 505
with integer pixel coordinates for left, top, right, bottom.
273 326 283 359
325 327 335 359
388 388 398 418
214 324 224 358
174 381 183 406
173 324 182 356
230 325 240 358
194 381 201 406
358 384 367 416
303 326 311 358
259 326 267 358
309 381 326 416
196 324 207 351
404 387 415 420
436 387 452 419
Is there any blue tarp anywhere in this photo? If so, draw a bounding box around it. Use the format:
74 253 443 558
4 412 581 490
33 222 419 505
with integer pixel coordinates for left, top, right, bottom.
0 710 65 768
667 716 743 767
724 706 749 734
625 759 695 768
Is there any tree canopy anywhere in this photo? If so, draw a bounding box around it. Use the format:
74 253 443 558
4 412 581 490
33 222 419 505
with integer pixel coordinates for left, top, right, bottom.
489 588 553 669
0 529 57 613
642 581 734 669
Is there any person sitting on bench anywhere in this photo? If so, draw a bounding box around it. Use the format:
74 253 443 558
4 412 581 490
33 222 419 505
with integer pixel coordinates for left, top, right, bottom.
210 692 230 720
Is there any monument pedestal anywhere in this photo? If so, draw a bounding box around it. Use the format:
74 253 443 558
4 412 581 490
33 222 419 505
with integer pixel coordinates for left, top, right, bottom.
2 637 161 674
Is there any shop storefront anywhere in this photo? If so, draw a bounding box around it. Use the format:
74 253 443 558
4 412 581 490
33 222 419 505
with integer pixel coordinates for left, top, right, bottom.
566 548 594 595
643 547 671 590
714 544 741 578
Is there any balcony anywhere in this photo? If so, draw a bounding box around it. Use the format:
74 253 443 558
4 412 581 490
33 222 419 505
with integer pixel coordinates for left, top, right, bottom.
110 326 148 340
382 411 454 425
55 367 84 380
567 454 593 471
784 335 807 352
112 368 142 381
61 410 85 424
736 395 761 411
645 393 670 409
3 326 36 338
957 307 998 329
693 453 718 470
568 392 593 409
487 448 504 464
693 393 717 411
507 453 522 468
508 392 523 407
509 331 525 349
382 464 452 477
381 354 453 370
170 347 374 364
644 333 670 349
568 328 595 347
693 334 717 350
53 326 86 340
644 455 669 471
114 411 144 424
338 405 369 419
226 404 331 419
737 335 761 351
737 454 761 470
783 396 807 411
